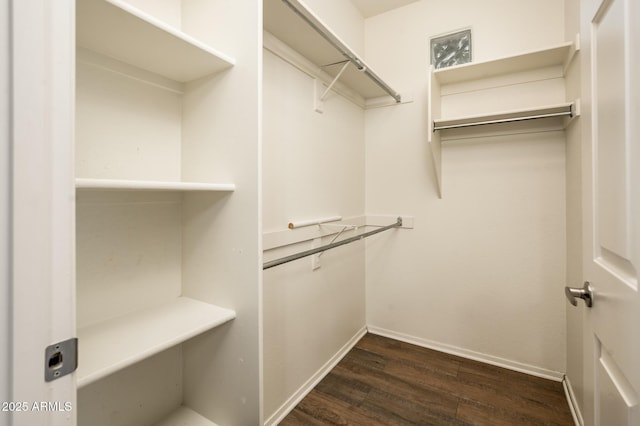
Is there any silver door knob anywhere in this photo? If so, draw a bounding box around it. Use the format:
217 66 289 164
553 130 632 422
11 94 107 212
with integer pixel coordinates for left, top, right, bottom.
565 281 593 307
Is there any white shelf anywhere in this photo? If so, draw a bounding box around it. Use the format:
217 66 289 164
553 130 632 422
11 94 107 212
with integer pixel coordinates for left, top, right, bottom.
153 406 219 426
77 297 236 388
264 0 400 102
427 39 579 199
75 178 236 192
433 41 574 85
76 0 235 82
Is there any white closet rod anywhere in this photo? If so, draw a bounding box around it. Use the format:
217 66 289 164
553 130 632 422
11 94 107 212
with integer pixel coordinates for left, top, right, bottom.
264 217 402 270
282 0 402 103
288 215 342 229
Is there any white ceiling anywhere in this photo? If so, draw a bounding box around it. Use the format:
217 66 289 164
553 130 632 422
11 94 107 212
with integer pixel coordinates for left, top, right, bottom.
350 0 419 18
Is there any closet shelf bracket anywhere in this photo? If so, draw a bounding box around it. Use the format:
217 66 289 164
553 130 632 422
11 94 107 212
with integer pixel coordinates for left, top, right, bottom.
314 61 351 113
321 61 351 101
281 0 401 104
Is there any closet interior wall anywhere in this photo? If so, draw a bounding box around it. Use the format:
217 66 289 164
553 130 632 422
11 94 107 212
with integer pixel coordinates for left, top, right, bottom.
262 1 367 422
264 0 574 422
364 0 568 377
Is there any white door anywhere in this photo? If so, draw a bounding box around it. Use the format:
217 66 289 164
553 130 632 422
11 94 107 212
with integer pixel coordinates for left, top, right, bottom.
8 1 76 425
579 0 640 424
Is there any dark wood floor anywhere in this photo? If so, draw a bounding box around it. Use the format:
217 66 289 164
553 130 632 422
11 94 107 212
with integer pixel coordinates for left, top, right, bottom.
280 333 574 425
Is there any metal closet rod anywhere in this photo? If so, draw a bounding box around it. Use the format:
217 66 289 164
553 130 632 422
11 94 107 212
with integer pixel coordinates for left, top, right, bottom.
433 104 575 131
263 217 403 270
282 0 402 103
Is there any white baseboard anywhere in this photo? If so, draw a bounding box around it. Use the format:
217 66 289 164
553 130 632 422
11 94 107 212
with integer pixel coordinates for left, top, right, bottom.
366 325 565 382
563 375 584 426
263 326 367 426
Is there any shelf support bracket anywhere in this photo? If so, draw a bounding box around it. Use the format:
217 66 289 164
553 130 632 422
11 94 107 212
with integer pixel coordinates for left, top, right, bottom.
321 61 350 101
314 61 350 113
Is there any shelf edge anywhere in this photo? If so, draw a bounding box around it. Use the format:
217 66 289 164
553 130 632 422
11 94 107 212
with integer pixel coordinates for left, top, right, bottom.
75 178 236 192
434 41 574 85
76 297 236 388
105 0 236 67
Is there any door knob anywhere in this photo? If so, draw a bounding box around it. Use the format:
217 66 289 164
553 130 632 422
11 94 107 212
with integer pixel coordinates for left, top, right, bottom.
565 281 593 307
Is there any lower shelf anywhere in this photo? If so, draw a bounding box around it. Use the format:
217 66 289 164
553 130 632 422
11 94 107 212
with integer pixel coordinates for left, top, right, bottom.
77 296 236 388
153 406 219 426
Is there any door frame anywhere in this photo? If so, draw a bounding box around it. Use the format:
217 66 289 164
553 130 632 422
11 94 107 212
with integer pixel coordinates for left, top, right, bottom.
1 0 11 423
7 1 76 425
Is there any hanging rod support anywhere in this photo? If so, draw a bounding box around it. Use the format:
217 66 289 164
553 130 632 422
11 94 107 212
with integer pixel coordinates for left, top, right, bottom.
281 0 401 103
318 225 352 258
264 217 402 270
321 61 351 101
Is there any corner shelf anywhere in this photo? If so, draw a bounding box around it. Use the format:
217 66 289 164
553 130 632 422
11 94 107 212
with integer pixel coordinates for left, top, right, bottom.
264 0 401 104
76 178 236 192
76 0 235 82
77 297 236 388
428 39 579 198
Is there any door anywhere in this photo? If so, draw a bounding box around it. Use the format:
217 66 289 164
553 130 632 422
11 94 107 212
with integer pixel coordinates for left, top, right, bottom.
581 0 640 424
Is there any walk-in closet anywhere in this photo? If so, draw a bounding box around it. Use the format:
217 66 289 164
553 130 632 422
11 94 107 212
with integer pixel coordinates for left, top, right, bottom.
4 0 639 425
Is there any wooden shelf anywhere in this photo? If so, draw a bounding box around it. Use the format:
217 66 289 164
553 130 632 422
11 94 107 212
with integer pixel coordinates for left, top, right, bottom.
264 0 400 102
433 41 574 85
76 0 234 82
77 297 236 388
75 178 236 192
153 406 220 426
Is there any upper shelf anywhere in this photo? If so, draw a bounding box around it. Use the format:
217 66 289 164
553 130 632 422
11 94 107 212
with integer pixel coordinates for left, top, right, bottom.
76 0 235 82
264 0 401 102
433 41 575 85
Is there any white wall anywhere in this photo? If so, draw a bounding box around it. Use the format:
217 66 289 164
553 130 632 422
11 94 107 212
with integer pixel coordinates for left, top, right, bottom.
364 0 568 376
262 38 366 425
303 0 364 54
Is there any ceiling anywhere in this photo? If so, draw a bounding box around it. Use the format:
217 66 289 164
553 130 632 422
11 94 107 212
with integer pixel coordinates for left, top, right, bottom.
350 0 420 18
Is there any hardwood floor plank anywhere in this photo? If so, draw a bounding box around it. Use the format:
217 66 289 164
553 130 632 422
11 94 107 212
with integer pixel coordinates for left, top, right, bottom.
361 388 467 426
314 371 371 406
356 334 461 376
332 352 459 415
279 334 574 425
458 359 567 406
285 390 383 426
